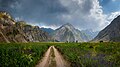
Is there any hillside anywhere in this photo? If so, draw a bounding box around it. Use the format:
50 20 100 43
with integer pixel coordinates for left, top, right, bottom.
93 15 120 42
0 11 50 43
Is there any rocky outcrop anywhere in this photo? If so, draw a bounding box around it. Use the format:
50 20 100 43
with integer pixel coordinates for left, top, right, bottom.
0 11 50 43
93 15 120 42
16 22 50 42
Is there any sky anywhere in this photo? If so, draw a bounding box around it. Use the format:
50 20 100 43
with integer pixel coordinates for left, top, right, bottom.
0 0 120 31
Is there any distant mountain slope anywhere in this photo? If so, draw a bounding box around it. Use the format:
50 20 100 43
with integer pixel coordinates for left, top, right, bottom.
0 11 50 43
51 23 90 42
81 29 99 40
93 15 120 42
40 28 54 34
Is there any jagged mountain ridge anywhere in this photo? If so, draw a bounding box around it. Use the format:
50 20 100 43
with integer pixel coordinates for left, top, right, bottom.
93 15 120 42
51 23 90 42
0 11 50 43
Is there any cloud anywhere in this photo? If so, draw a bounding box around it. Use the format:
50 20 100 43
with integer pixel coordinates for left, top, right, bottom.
0 0 119 31
59 0 108 31
0 0 68 24
107 11 120 22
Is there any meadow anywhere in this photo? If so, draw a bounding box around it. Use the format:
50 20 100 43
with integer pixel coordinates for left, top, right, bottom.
0 43 50 67
0 42 120 67
55 42 120 67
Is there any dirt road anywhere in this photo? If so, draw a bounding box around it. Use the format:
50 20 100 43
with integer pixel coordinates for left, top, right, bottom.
36 46 70 67
53 46 70 67
36 46 52 67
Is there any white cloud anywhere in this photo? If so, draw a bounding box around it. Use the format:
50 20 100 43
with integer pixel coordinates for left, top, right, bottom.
28 22 58 30
59 0 108 31
15 17 23 21
88 0 108 30
40 25 58 30
72 0 83 5
107 11 120 22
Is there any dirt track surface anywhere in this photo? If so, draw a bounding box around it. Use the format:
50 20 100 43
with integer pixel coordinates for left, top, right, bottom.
36 46 70 67
36 46 52 67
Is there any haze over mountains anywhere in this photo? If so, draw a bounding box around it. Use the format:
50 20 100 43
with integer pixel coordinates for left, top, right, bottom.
81 29 99 41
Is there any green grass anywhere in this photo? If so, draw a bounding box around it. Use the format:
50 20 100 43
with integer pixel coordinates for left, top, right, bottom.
55 42 120 67
0 42 120 67
0 43 50 67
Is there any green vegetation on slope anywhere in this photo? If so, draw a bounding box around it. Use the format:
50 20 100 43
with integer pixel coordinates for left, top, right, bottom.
0 43 50 67
55 42 120 67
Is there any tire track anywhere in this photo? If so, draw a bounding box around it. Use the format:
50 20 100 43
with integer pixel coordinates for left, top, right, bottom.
36 46 70 67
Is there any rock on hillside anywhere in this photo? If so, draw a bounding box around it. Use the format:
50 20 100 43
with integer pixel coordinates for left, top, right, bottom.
0 11 50 43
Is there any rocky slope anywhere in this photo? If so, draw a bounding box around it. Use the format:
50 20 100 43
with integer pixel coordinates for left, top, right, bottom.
0 11 50 43
51 23 90 42
40 28 54 34
93 15 120 42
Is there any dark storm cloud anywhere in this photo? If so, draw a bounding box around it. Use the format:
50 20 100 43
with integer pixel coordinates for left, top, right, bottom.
0 0 68 25
0 0 18 7
0 0 20 14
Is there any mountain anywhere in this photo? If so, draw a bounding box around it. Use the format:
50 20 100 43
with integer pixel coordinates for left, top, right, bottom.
51 23 90 42
81 29 99 40
16 21 50 42
40 28 54 34
0 11 50 43
93 15 120 42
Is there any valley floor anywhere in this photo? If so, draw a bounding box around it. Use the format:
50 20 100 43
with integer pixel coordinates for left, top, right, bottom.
0 42 120 67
